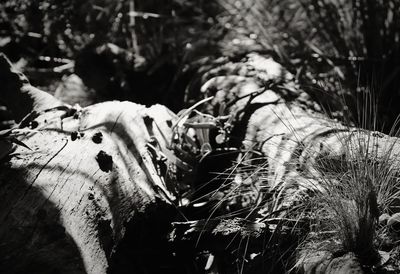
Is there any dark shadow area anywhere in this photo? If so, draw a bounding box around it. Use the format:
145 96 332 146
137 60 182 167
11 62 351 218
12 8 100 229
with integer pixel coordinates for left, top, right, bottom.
108 200 181 274
0 166 86 274
74 43 185 112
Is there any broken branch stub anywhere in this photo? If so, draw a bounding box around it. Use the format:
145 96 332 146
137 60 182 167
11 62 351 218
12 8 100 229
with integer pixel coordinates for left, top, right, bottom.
0 53 62 122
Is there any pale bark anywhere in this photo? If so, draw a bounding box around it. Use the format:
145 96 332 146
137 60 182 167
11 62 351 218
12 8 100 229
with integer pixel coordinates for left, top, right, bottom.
1 49 399 273
0 54 177 273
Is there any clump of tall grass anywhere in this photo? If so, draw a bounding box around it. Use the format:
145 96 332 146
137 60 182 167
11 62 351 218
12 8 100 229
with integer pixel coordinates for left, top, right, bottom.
312 135 380 264
306 90 400 266
191 88 400 268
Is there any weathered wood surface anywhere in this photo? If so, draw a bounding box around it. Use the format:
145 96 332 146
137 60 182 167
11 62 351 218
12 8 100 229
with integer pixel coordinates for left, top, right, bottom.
0 55 177 273
1 49 400 273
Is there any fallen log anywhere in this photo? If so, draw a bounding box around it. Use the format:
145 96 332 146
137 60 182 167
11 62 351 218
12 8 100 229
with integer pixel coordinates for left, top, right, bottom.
1 46 400 273
181 51 400 272
0 54 178 273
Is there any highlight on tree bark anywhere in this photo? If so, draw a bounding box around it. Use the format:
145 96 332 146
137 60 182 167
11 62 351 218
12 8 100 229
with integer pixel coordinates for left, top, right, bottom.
2 50 400 273
0 61 179 272
2 4 400 271
2 45 400 273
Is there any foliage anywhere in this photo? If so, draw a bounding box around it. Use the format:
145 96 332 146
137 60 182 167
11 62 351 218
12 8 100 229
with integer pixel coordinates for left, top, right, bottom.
213 0 400 131
2 0 400 128
0 0 213 66
2 0 400 272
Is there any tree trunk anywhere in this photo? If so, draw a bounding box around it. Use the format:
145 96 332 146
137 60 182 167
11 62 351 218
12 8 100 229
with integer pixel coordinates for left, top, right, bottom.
0 55 177 273
1 46 400 273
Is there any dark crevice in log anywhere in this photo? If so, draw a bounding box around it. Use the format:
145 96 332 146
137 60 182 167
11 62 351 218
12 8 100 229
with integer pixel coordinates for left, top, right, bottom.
108 201 180 274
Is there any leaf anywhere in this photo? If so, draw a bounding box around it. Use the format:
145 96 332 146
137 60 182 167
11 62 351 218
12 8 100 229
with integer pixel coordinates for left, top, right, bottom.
0 129 12 138
172 96 214 132
379 250 390 266
0 129 31 151
200 143 212 155
183 122 217 129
